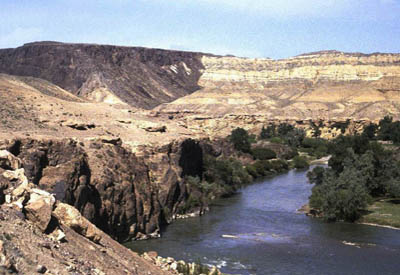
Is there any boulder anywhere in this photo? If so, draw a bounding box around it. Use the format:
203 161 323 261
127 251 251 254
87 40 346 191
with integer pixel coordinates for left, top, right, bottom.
0 150 21 170
2 168 28 186
52 202 102 243
24 191 55 232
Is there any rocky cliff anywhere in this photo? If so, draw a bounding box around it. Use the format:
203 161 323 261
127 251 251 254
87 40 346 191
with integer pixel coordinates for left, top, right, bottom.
0 136 214 242
155 51 400 137
0 41 205 109
0 149 174 275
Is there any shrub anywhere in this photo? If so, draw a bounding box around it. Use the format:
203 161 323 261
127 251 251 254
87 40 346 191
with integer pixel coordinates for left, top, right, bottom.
362 123 378 139
252 160 271 176
251 147 276 160
282 147 299 160
270 159 289 172
332 119 350 134
284 128 306 147
307 166 325 185
204 156 251 188
292 156 309 169
245 165 259 178
314 145 328 158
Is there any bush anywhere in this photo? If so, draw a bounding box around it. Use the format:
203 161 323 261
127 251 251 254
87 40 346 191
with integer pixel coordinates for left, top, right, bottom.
314 145 328 158
246 165 259 178
204 156 251 188
284 128 305 147
332 120 350 134
307 166 325 185
292 156 309 169
252 160 272 176
282 147 299 160
230 128 251 153
270 159 289 172
301 137 326 149
251 147 276 160
363 123 378 139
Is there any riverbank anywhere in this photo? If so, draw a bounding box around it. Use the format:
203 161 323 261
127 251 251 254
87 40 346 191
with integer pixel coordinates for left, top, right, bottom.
126 167 400 275
300 199 400 231
358 200 400 230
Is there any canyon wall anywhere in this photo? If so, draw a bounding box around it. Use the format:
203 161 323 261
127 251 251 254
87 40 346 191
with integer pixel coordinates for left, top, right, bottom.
0 137 214 242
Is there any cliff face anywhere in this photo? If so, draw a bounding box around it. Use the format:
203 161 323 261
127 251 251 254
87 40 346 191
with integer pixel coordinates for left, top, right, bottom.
0 149 173 275
2 42 400 123
0 42 205 109
0 137 212 242
155 51 400 137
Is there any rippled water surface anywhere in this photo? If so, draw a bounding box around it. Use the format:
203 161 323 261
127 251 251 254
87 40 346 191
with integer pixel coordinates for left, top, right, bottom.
126 168 400 275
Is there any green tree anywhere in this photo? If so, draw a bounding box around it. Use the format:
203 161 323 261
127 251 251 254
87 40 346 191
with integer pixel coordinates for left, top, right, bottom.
310 167 371 222
307 166 325 185
362 123 378 139
377 115 393 140
230 128 251 153
277 123 294 137
284 128 305 147
260 125 276 139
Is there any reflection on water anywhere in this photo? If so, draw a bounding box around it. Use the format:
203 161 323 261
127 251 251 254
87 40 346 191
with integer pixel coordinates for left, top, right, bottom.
126 168 400 275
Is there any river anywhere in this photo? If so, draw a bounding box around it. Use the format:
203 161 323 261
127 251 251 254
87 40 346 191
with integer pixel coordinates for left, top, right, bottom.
126 167 400 275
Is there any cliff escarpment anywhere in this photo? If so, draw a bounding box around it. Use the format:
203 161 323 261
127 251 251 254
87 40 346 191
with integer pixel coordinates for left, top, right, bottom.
155 51 400 137
2 42 400 124
0 41 205 109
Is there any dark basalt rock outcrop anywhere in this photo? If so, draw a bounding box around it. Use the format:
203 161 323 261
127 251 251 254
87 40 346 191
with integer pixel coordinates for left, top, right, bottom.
0 41 207 109
0 137 215 242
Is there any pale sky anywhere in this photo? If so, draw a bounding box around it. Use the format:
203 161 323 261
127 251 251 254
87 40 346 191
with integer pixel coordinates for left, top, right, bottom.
1 0 399 59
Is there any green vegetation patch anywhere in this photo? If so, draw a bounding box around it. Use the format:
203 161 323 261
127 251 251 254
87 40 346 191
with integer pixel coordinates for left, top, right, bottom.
359 200 400 229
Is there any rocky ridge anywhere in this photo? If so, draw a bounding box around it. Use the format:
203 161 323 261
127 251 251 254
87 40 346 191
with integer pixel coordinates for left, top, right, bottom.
0 42 206 109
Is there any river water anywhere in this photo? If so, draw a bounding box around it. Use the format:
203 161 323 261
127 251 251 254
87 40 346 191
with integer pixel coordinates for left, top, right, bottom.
126 168 400 275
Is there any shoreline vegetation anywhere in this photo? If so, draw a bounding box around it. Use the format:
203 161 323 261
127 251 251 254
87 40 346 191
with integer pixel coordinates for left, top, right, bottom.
177 117 400 232
133 123 331 272
305 116 400 230
172 122 331 222
135 117 400 271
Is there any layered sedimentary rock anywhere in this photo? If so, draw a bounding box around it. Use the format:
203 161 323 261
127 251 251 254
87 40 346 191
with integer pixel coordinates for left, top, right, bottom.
155 51 400 137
